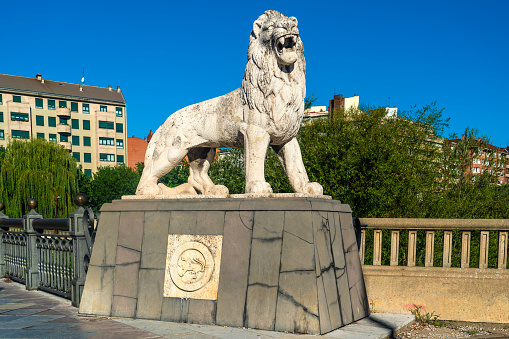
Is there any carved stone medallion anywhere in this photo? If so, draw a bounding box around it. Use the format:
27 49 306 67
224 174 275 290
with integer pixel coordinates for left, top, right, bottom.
164 234 222 300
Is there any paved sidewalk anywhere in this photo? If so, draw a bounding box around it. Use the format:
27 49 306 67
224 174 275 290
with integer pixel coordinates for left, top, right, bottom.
0 280 414 338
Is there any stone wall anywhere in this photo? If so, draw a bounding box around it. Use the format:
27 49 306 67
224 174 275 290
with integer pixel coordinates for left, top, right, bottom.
79 197 369 334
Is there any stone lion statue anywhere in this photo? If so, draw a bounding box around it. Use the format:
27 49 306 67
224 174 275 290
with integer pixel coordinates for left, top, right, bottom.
136 10 323 196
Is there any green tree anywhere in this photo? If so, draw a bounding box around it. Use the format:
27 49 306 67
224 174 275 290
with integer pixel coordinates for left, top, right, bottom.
0 138 78 217
88 165 140 212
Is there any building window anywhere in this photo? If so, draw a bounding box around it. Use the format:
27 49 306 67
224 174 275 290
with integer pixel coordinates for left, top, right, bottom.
49 134 57 143
73 152 80 162
71 102 78 112
100 106 107 112
83 136 91 146
99 121 114 129
48 116 56 127
36 115 44 126
116 139 124 148
0 130 4 140
48 100 55 110
0 94 2 104
59 117 69 125
35 98 43 109
99 137 114 145
11 112 29 122
84 169 92 176
116 107 123 117
83 120 90 130
60 135 68 142
72 135 80 146
117 155 124 164
37 133 44 139
59 101 67 108
84 153 92 163
83 103 89 113
12 130 29 139
473 167 480 173
72 119 79 129
13 95 21 103
116 123 123 133
100 153 115 162
0 112 3 122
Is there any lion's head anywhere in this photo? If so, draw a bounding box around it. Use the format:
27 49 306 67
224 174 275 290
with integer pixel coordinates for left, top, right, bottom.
241 10 306 127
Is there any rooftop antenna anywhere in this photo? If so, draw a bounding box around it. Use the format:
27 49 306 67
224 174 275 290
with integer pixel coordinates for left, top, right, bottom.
81 67 85 84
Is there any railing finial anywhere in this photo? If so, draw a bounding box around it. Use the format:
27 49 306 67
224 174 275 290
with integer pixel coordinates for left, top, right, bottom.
74 193 88 207
27 198 38 211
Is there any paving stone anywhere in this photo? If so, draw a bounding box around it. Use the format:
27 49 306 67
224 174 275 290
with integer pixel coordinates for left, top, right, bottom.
89 211 120 267
112 262 140 299
280 230 315 273
115 246 141 265
216 211 253 327
245 284 278 330
79 266 114 316
187 299 216 325
111 296 137 318
160 297 189 323
0 315 63 329
169 211 224 235
140 211 171 270
2 308 47 315
136 269 164 320
118 212 144 251
283 211 314 243
275 271 320 334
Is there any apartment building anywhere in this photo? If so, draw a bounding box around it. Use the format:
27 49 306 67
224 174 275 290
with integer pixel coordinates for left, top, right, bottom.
448 136 509 185
0 73 127 175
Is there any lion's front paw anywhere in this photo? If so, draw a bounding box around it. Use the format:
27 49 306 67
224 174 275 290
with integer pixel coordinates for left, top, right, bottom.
246 181 273 194
305 182 323 195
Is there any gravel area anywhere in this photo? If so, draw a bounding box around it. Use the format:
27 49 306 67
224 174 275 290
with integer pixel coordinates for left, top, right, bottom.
396 321 509 338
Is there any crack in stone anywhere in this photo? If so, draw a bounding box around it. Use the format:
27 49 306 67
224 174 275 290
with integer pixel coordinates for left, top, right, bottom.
238 211 253 230
316 262 335 278
280 269 315 274
248 282 278 289
277 290 319 318
283 230 312 244
252 236 282 242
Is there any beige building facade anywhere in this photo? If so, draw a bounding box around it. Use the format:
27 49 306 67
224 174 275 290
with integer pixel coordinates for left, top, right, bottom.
0 73 127 175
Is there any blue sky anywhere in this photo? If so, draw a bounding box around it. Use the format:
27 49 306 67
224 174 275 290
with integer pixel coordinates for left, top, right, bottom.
2 1 508 146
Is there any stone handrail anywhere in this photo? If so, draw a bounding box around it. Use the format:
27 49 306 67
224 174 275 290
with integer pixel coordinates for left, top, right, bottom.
358 218 508 269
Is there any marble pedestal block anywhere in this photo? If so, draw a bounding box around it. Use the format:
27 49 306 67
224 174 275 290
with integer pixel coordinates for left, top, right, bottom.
79 197 369 335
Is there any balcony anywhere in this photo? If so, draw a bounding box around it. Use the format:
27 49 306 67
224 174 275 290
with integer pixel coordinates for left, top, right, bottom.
57 124 71 135
58 141 72 151
56 107 71 118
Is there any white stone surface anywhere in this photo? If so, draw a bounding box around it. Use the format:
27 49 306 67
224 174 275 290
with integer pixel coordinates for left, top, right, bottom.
136 10 323 197
123 193 332 200
164 234 223 300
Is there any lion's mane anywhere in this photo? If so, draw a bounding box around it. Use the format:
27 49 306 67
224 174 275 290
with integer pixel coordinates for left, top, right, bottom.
240 10 306 140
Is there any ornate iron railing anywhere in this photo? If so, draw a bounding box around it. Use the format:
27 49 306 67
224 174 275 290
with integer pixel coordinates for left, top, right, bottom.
0 195 97 306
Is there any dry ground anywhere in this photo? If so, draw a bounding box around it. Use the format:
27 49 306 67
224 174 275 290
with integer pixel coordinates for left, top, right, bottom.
396 321 509 338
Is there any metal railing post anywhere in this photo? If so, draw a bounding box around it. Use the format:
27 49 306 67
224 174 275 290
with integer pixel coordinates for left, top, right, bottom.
69 194 89 307
23 199 42 290
0 203 9 278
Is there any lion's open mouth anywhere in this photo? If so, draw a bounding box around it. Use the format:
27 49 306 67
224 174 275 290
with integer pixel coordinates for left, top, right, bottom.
275 34 298 66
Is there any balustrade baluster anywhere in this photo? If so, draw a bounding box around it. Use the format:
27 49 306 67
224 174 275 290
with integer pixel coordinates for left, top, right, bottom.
425 231 434 267
479 231 489 269
461 231 471 268
443 231 452 268
359 230 365 264
373 230 382 266
390 231 399 266
407 231 417 267
498 231 508 269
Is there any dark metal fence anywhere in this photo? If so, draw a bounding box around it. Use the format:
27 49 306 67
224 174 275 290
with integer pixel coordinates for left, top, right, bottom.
0 195 97 307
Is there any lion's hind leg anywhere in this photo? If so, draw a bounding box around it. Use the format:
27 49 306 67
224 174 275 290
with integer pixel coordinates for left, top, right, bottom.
187 147 229 196
137 141 197 196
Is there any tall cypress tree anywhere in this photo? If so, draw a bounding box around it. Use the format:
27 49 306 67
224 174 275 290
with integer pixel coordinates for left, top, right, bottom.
0 138 78 218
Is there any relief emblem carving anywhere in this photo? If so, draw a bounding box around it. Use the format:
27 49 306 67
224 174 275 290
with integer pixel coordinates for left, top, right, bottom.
164 234 222 300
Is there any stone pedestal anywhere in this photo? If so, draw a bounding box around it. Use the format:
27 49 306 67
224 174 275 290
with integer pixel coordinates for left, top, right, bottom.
79 196 369 335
